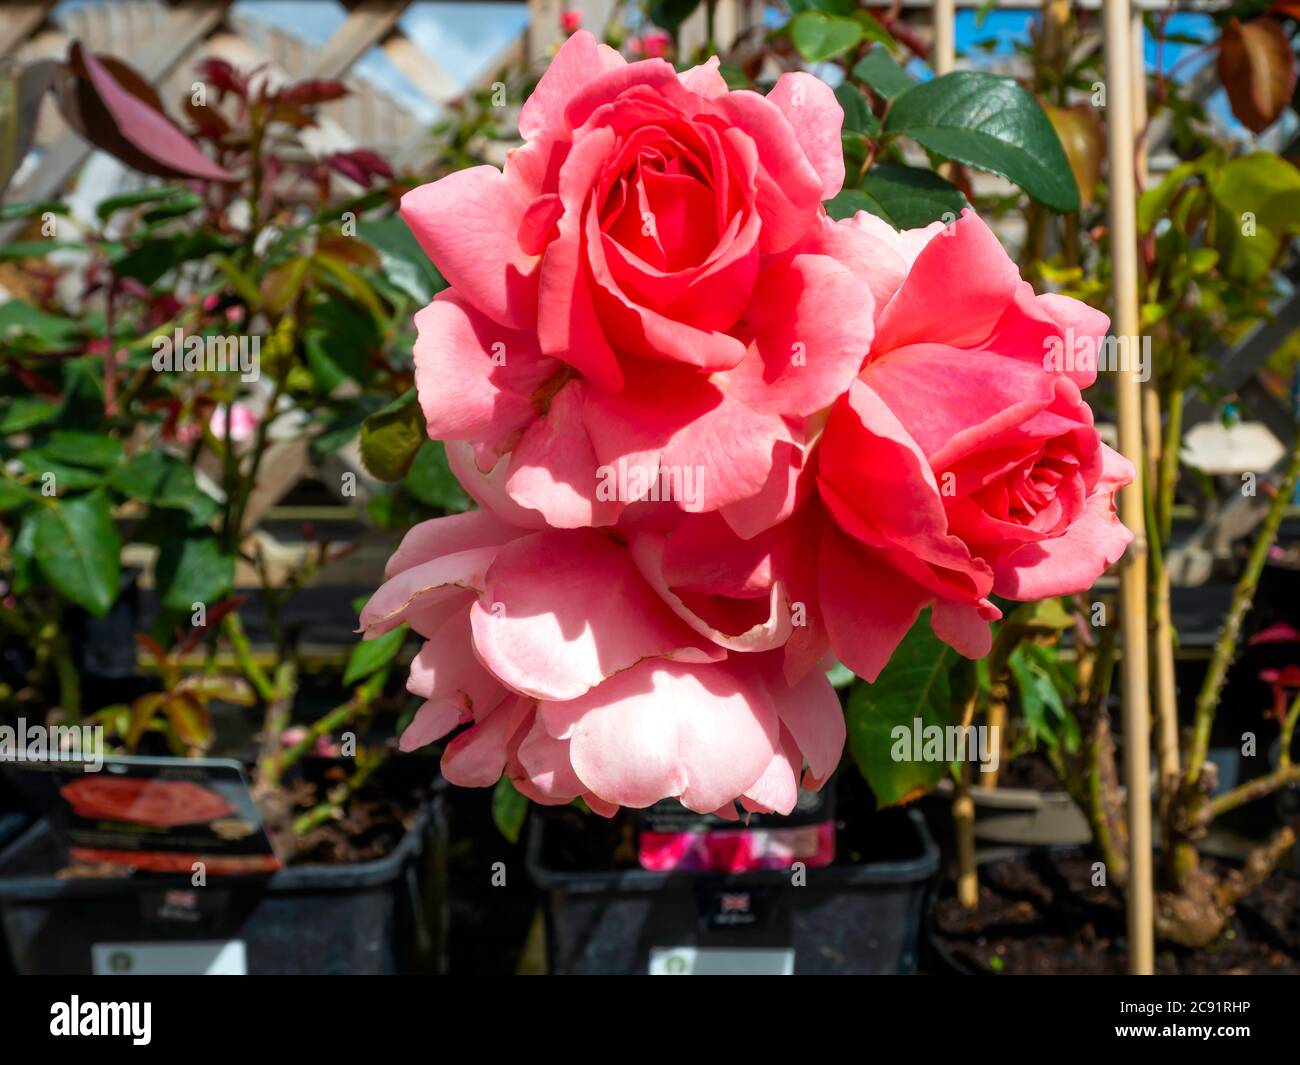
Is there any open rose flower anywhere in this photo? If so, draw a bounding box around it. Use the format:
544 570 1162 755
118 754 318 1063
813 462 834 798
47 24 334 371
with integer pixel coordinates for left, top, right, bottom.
401 30 882 538
813 210 1134 680
359 509 844 815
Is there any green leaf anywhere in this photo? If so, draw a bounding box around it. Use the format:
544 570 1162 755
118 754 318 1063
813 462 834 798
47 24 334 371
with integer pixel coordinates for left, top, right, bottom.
154 534 235 613
884 70 1080 213
359 389 425 482
834 82 876 135
0 301 83 349
648 0 701 32
853 48 917 101
492 776 529 844
1007 643 1079 753
403 440 471 512
0 480 31 512
110 230 231 287
825 189 878 221
1136 160 1198 233
10 517 38 594
0 397 58 434
18 450 106 491
847 614 956 806
32 493 121 616
356 217 443 304
0 240 84 260
853 163 967 228
343 625 407 687
108 451 219 523
790 12 863 62
95 186 197 221
789 0 855 14
44 430 125 470
0 201 69 223
1209 151 1300 283
303 298 378 390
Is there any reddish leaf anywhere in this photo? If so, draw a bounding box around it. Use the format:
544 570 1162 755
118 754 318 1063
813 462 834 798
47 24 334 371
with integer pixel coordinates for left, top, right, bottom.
1272 2 1300 19
186 94 230 138
194 57 249 99
173 593 245 655
325 149 394 187
316 233 381 268
164 690 213 748
126 691 167 750
133 632 168 664
58 43 234 182
278 78 350 107
1218 17 1298 133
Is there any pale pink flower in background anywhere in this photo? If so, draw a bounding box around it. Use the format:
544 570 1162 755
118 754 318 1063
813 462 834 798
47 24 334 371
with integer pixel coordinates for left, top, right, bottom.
209 401 259 443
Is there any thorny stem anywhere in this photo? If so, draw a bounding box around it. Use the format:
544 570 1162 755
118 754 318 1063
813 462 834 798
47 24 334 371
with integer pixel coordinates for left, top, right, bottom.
259 671 383 789
292 748 389 835
1186 423 1300 785
1156 385 1185 545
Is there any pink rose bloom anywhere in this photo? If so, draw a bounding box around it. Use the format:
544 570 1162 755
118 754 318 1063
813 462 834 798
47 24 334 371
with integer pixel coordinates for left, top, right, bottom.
629 31 671 59
813 209 1134 681
400 30 881 538
359 509 844 815
209 402 259 443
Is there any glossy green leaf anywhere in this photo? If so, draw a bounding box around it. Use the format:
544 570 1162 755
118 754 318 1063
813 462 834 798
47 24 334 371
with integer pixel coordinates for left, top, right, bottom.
852 48 917 101
0 397 58 434
834 82 876 134
343 624 407 687
360 389 425 482
847 614 956 806
1210 151 1300 283
95 186 196 221
790 12 863 62
492 776 529 844
884 70 1080 212
0 201 69 222
18 451 106 491
845 163 967 229
44 430 125 469
0 480 31 512
32 493 121 616
404 440 471 512
108 451 219 523
154 534 235 613
356 216 443 304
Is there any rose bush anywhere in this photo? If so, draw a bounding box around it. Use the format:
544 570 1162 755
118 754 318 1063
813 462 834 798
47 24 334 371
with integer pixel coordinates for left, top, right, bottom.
383 39 1135 814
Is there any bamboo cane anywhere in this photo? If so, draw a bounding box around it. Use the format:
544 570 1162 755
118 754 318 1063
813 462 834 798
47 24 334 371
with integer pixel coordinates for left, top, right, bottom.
1102 0 1155 976
1132 9 1182 806
934 0 956 74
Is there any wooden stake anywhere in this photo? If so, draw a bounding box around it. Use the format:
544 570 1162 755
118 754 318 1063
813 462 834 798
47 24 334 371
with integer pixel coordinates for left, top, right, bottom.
954 694 979 908
1132 9 1182 800
934 0 956 75
1103 0 1155 976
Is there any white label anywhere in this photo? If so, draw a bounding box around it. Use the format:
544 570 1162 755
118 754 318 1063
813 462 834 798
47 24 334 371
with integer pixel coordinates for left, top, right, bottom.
92 940 247 975
649 947 794 975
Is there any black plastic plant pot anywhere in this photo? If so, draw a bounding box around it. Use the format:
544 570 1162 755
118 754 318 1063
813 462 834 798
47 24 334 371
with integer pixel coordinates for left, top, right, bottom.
527 805 938 975
0 793 448 975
